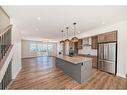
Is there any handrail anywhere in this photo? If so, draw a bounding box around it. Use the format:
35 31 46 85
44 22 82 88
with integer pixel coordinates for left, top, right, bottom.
0 45 13 70
0 24 12 62
0 25 13 36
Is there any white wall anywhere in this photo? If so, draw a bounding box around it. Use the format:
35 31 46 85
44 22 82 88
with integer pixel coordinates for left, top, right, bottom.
22 40 37 58
77 21 127 78
11 24 22 79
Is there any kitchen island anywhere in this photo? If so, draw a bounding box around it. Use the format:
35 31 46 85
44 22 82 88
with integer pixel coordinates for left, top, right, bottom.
55 55 92 84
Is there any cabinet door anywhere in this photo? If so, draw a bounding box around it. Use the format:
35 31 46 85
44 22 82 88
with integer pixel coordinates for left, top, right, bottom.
74 42 78 54
106 31 117 42
92 57 97 68
98 34 106 43
98 31 117 43
78 39 83 49
92 36 98 49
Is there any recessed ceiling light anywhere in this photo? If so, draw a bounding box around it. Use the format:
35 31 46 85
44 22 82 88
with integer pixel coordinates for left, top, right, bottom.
37 17 41 20
78 31 81 33
35 28 39 31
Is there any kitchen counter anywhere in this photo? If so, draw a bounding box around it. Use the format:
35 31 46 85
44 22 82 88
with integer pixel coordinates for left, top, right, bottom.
55 55 92 64
78 54 97 58
55 55 92 83
78 54 97 68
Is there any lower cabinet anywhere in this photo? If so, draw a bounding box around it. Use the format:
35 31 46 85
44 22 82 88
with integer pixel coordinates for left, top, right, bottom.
0 60 12 89
92 36 98 49
92 57 97 68
78 54 97 68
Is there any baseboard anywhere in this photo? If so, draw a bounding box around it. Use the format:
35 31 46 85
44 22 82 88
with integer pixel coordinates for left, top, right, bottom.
117 73 126 78
22 56 54 59
12 66 21 79
7 79 14 89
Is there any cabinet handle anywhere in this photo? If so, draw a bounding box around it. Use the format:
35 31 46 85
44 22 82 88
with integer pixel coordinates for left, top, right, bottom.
81 63 83 66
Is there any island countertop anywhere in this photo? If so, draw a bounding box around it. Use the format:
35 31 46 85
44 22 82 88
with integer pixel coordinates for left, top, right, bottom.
55 55 92 64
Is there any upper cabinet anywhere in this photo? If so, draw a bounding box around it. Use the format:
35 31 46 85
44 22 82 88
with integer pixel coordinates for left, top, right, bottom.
78 39 83 49
98 31 117 43
91 36 98 49
83 37 91 46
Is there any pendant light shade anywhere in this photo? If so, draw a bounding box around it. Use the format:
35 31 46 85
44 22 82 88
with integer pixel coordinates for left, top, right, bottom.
60 30 64 44
65 27 70 42
60 40 64 43
71 36 79 42
71 22 79 42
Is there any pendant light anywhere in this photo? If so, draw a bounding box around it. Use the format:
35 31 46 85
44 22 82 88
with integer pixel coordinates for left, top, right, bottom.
60 30 64 43
65 27 70 42
71 22 79 42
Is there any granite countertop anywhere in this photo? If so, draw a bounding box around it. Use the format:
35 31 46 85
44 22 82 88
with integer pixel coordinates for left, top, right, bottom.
78 54 97 58
55 55 92 64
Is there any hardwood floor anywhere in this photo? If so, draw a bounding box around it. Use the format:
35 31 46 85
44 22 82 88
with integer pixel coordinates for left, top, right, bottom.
9 57 127 89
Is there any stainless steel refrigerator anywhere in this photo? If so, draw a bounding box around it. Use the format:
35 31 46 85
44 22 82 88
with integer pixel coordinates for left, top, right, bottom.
98 42 117 75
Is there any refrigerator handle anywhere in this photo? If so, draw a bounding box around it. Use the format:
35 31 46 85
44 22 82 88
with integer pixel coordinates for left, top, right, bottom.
107 44 109 61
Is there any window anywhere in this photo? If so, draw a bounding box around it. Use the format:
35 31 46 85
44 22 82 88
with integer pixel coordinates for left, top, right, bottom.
37 44 43 52
30 43 37 52
29 42 56 56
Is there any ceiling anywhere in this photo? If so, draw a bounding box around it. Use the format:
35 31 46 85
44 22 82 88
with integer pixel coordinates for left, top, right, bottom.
3 6 127 41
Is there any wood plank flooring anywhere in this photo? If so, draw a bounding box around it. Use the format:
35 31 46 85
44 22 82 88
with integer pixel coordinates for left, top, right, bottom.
9 57 127 89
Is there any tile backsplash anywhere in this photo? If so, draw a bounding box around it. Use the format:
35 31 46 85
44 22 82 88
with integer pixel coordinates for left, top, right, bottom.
78 45 97 56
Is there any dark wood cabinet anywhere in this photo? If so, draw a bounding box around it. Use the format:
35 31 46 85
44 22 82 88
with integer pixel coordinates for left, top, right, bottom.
92 57 97 68
98 31 117 43
105 31 117 42
74 42 78 54
78 39 83 49
91 36 98 49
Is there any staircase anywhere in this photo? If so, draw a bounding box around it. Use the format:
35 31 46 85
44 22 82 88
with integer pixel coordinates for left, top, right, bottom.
0 25 13 89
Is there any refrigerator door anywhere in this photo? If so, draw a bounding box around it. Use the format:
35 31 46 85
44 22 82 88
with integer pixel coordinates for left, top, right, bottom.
108 43 116 62
98 44 104 60
103 60 115 74
98 42 116 74
103 43 109 60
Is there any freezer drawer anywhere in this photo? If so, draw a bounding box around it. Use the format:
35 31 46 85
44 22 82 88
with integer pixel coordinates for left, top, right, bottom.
103 61 115 74
98 61 104 71
98 60 115 74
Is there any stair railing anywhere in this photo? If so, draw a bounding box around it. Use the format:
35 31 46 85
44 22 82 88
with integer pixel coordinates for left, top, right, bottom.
0 25 12 62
